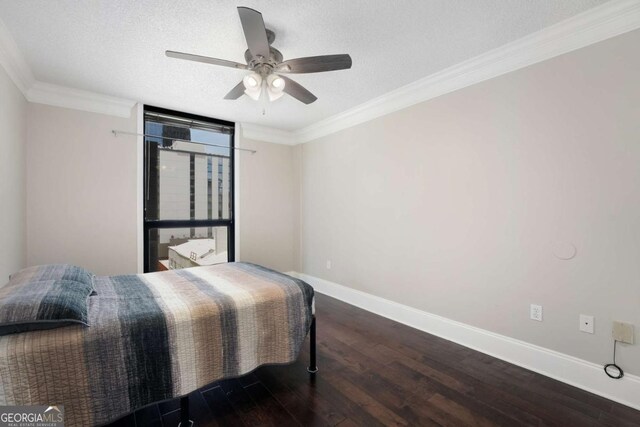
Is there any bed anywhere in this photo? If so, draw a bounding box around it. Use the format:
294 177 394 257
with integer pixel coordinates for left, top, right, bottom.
0 262 315 426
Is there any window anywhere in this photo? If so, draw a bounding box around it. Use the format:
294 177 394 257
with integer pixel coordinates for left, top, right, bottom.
143 106 234 272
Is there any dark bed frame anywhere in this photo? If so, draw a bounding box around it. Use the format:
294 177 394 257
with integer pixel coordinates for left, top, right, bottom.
178 315 317 427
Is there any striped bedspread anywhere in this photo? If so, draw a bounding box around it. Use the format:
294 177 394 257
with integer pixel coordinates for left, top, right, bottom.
0 262 314 426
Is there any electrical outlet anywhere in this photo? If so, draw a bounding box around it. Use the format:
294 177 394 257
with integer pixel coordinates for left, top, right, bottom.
612 321 634 344
579 315 594 334
326 260 332 270
530 304 543 322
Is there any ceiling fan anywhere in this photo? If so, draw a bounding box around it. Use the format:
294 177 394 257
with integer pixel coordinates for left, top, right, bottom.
166 6 352 105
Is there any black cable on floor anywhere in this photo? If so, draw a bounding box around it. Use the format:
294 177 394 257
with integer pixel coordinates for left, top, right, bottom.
604 340 624 379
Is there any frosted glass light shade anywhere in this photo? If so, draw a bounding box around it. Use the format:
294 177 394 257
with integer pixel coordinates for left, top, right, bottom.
266 74 285 101
243 73 262 100
243 73 261 89
267 88 284 101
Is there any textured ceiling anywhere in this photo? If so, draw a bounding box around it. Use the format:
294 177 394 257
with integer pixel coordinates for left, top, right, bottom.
0 0 606 130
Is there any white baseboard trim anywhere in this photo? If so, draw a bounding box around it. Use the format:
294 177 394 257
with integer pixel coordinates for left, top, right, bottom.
291 271 640 411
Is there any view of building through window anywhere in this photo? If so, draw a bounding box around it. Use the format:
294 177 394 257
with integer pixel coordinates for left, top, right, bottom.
143 107 234 272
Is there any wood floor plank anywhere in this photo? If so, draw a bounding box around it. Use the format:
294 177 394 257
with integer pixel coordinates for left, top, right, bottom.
607 403 640 424
134 404 162 427
598 411 640 427
201 386 246 426
406 354 550 426
378 346 474 395
529 373 614 413
266 359 386 427
334 419 361 427
255 366 346 426
455 356 607 426
237 372 261 388
107 413 136 427
323 369 409 426
243 381 300 426
404 390 478 427
157 398 180 416
218 379 274 426
172 391 220 427
159 410 178 427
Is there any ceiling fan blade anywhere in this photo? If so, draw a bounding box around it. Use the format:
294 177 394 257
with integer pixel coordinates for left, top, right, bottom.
224 81 246 99
277 54 352 74
280 76 317 104
237 7 270 59
166 50 246 69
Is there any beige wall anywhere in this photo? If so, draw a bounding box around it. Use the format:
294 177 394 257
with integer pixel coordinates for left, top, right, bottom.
238 136 299 273
299 30 640 374
0 65 27 283
26 104 138 276
23 106 299 276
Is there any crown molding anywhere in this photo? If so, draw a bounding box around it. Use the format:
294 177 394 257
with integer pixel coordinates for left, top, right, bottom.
240 122 297 145
2 0 639 126
0 14 34 94
0 15 135 118
26 82 136 118
293 0 640 143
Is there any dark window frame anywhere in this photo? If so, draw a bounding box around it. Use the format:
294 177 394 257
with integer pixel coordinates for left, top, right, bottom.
143 105 235 272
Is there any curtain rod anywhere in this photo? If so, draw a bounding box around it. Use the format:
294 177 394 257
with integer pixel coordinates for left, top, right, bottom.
111 130 256 154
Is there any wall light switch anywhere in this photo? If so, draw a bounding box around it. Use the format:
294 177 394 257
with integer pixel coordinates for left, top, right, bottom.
613 321 634 344
579 315 594 334
326 260 332 270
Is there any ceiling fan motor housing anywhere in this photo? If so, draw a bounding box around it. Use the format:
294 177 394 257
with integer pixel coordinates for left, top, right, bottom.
244 32 283 76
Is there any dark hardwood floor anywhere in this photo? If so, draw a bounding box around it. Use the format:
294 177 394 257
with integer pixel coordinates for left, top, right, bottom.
108 293 640 427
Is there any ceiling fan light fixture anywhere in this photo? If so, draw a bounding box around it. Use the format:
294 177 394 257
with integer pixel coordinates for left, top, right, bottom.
243 72 262 89
267 87 284 101
244 86 262 101
243 72 263 100
268 74 285 90
266 74 285 101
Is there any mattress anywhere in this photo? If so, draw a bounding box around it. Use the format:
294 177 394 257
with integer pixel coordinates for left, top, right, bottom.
0 262 314 426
